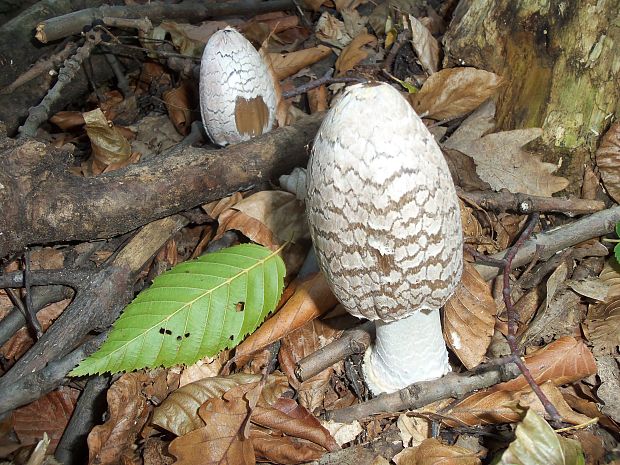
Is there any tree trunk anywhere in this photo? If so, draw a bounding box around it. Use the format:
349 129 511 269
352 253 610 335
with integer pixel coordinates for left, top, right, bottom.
443 0 620 192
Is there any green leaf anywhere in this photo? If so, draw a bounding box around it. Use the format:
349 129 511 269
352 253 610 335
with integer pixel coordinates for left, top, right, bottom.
71 244 286 375
615 243 620 264
615 221 620 238
499 409 584 465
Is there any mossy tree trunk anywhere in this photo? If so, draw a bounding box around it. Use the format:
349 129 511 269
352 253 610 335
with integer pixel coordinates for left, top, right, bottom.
443 0 619 192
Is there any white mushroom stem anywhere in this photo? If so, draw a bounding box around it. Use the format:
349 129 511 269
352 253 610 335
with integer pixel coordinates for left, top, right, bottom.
362 309 450 395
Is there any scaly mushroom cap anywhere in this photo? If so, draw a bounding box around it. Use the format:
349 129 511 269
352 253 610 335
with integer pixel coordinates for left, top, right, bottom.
199 27 278 146
306 82 463 323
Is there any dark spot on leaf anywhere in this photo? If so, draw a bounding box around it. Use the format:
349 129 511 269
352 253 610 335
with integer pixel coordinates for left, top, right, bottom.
235 302 245 312
176 336 182 341
165 329 172 335
159 328 165 334
185 332 190 338
229 335 234 341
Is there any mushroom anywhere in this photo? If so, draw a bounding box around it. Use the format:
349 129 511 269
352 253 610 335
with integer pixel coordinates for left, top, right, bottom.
199 27 279 146
305 82 463 395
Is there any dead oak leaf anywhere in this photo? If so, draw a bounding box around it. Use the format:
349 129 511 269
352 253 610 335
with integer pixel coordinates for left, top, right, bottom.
408 15 439 75
583 297 620 355
268 46 332 80
445 125 568 196
335 33 377 75
393 438 480 465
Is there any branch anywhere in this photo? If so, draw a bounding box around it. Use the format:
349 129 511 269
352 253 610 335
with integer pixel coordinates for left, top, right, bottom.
0 113 323 259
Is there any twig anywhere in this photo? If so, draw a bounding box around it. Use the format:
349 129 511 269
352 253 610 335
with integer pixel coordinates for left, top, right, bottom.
501 213 561 422
382 30 411 75
295 321 374 382
18 29 104 138
456 188 606 217
282 70 366 99
35 0 295 43
23 249 43 339
325 363 521 423
0 268 89 289
474 205 620 280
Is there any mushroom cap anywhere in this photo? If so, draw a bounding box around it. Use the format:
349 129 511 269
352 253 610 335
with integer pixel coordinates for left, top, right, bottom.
306 82 463 323
199 27 278 146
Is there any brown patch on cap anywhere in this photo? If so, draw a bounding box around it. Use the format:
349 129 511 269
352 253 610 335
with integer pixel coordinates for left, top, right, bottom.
235 95 269 138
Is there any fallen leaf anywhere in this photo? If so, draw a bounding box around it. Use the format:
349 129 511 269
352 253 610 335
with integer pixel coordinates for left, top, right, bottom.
598 258 620 299
234 272 338 366
252 397 340 452
315 12 352 47
131 114 184 158
340 8 368 39
251 428 326 464
216 190 309 248
29 247 65 270
393 438 480 465
518 382 593 425
156 20 235 58
87 373 150 465
410 68 504 120
152 373 289 436
500 409 584 465
83 108 131 166
169 393 255 465
202 192 244 220
444 262 497 369
583 297 620 355
408 15 439 75
163 81 196 135
396 415 429 448
444 107 568 196
321 419 363 446
596 121 620 203
11 386 79 453
335 33 377 75
308 85 329 113
268 46 332 80
593 355 620 424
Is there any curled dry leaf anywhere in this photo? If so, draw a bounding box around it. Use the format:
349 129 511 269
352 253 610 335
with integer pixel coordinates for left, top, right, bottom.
11 386 79 453
393 438 480 465
407 15 439 75
409 67 504 120
443 262 497 369
396 414 429 448
595 120 620 203
335 33 377 75
156 20 235 58
268 46 332 80
169 392 256 465
582 297 620 355
234 272 338 366
83 108 131 166
163 81 196 135
87 373 151 465
252 397 340 452
215 190 309 249
599 257 620 299
315 12 352 47
152 373 289 436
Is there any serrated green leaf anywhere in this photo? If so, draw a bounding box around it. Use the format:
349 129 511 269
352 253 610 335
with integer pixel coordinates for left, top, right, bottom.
500 409 585 465
71 244 286 376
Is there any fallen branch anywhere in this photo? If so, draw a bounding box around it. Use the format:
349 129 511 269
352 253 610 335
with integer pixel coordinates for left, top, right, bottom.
325 363 520 423
0 113 323 258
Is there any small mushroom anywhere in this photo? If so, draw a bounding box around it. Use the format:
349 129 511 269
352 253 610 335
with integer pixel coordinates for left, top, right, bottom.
199 27 278 146
306 82 463 394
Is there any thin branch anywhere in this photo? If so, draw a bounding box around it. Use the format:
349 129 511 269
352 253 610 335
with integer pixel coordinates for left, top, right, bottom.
282 70 366 99
0 268 89 289
24 249 43 339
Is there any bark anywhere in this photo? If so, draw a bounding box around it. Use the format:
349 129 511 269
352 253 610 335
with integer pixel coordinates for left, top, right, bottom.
443 0 620 193
0 113 323 259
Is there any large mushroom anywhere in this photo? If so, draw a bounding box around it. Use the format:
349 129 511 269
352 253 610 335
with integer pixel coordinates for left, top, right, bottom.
199 27 279 146
305 82 463 395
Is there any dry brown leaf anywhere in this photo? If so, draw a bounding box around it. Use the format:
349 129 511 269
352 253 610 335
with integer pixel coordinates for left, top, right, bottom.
444 262 497 369
598 258 620 299
280 318 342 412
202 192 244 220
583 297 620 355
163 81 196 136
216 190 309 248
0 299 71 362
394 438 480 465
29 247 64 270
152 373 289 437
308 85 329 113
591 356 620 424
396 415 429 448
410 68 504 120
335 33 376 75
518 382 593 425
315 12 352 47
179 352 229 387
444 108 568 196
407 15 439 75
157 20 235 58
87 373 150 465
596 121 620 203
11 386 79 453
49 111 85 131
252 397 340 452
169 393 255 465
251 428 326 464
83 108 131 166
268 46 332 80
234 272 339 366
340 8 368 40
